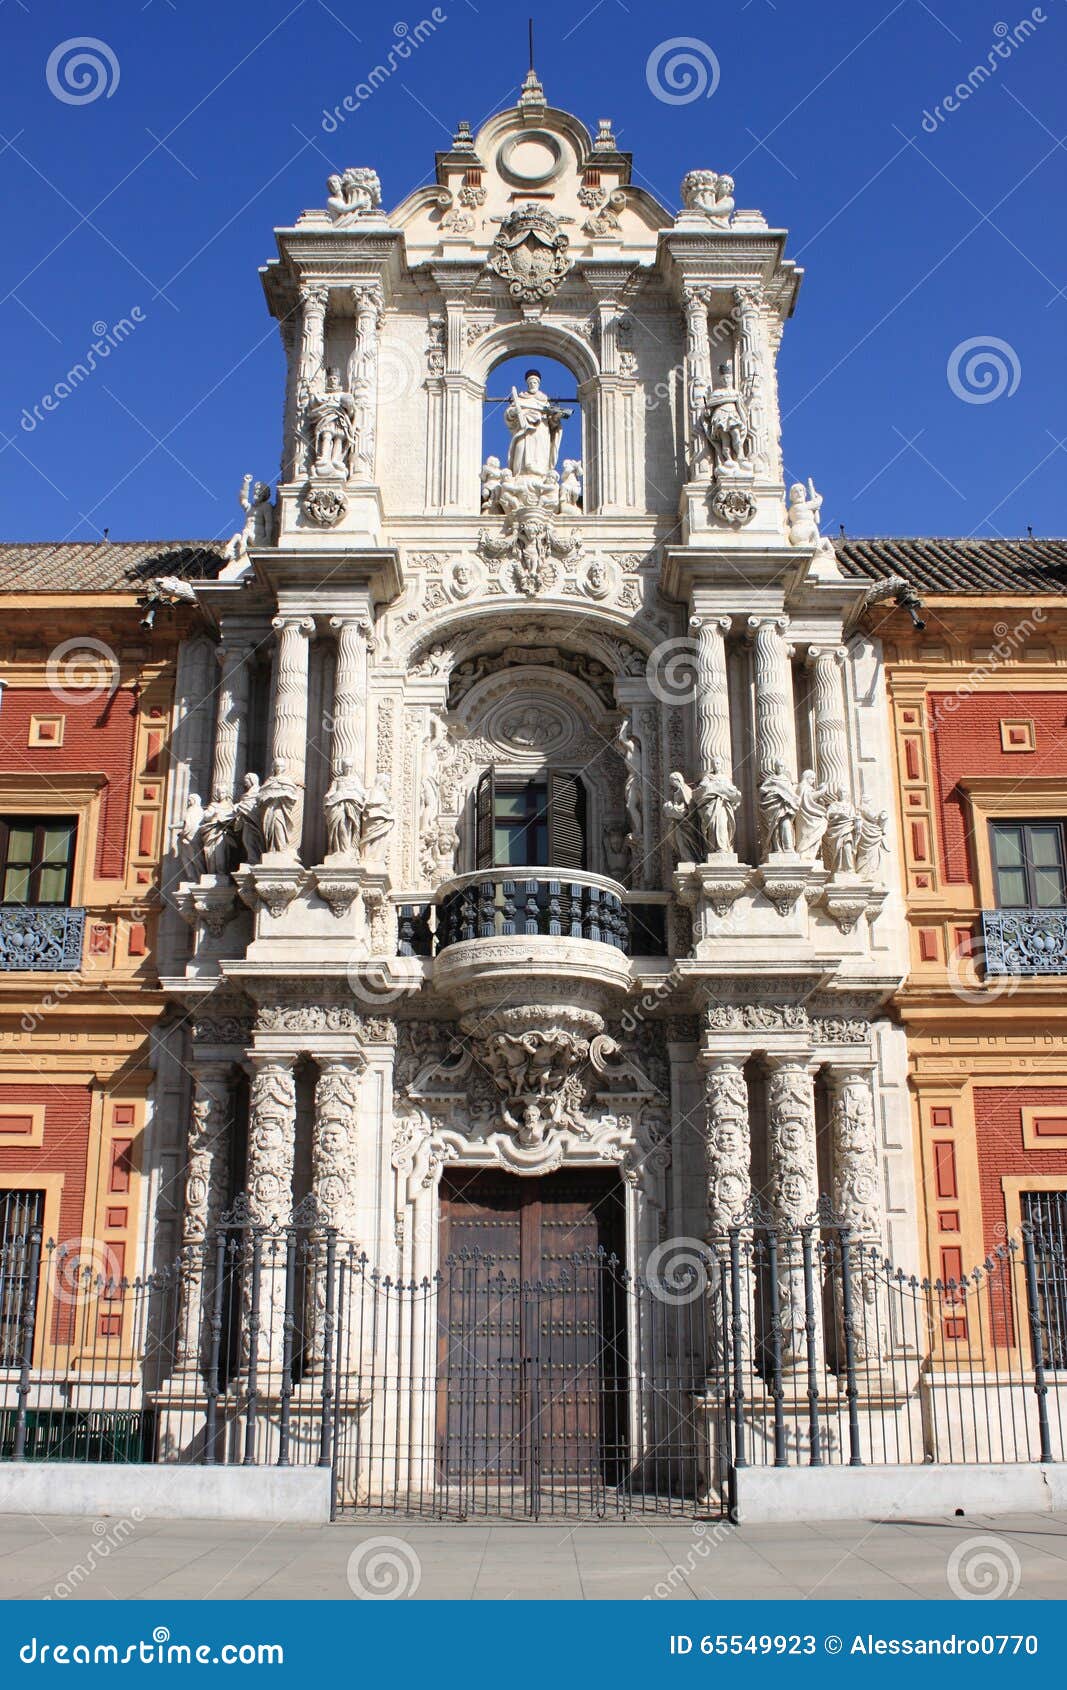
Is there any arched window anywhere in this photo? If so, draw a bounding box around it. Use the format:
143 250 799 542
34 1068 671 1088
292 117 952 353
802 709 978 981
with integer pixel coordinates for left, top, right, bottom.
480 353 584 516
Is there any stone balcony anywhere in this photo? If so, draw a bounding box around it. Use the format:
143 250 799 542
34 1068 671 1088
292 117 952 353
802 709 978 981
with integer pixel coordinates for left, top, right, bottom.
0 907 86 972
982 908 1067 976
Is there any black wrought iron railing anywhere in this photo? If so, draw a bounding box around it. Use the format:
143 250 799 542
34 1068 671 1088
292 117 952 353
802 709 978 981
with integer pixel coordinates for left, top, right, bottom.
397 871 668 959
982 907 1067 975
0 906 85 972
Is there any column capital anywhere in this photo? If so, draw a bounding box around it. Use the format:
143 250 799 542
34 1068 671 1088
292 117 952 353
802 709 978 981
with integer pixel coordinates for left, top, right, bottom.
746 612 790 640
299 281 329 311
271 614 315 638
689 613 732 635
805 642 846 668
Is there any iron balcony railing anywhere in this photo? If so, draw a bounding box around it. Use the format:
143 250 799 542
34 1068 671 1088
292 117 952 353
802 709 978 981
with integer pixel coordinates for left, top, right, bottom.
0 906 85 972
397 869 668 959
982 908 1067 976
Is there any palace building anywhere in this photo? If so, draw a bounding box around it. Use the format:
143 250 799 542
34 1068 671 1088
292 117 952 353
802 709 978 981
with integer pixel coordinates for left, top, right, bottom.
1 74 1063 1520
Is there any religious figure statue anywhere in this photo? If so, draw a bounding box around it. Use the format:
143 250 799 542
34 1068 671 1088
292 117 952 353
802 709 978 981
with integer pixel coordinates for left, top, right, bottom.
178 793 204 881
681 169 735 226
854 801 889 880
326 167 382 222
361 772 396 863
222 474 273 563
701 364 755 473
308 369 357 479
824 788 859 874
199 787 236 875
616 720 643 855
663 772 703 865
257 757 301 855
794 767 831 858
758 761 801 856
504 370 570 480
323 759 366 858
233 771 264 865
691 759 742 855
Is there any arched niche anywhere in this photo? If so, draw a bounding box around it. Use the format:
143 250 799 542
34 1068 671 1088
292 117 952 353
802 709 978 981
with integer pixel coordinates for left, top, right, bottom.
465 324 600 515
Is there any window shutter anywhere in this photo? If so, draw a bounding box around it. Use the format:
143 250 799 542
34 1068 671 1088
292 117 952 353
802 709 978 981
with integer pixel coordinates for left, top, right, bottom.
549 770 586 871
475 766 495 870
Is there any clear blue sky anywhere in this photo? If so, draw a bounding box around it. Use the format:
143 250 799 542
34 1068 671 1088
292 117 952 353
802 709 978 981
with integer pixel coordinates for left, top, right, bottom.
1 0 1064 544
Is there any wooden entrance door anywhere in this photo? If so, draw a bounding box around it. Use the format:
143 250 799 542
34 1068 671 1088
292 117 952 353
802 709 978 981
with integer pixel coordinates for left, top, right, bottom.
437 1168 627 1514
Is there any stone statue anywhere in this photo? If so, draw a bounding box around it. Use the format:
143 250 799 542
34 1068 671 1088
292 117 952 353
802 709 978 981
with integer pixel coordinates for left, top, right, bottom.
616 720 643 854
691 759 742 855
663 772 703 865
361 772 396 863
257 757 301 855
326 167 382 222
681 169 735 226
824 788 859 874
422 822 458 882
323 759 366 858
480 456 503 511
504 370 570 480
559 459 583 512
603 824 629 880
419 716 448 841
199 788 236 875
308 369 357 480
222 474 273 562
178 793 204 881
233 771 264 865
701 365 754 472
758 761 800 856
794 767 830 859
854 801 889 880
786 479 837 558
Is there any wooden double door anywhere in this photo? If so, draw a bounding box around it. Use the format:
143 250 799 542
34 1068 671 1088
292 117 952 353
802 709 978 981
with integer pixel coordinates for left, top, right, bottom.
437 1169 628 1513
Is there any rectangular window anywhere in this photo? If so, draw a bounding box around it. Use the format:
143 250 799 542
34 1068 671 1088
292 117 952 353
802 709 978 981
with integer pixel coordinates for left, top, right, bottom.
1022 1190 1067 1371
493 781 549 867
0 817 77 906
990 821 1067 910
0 1188 45 1367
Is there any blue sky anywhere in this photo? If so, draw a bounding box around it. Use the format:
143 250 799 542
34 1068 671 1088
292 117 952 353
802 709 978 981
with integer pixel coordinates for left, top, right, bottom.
1 0 1064 544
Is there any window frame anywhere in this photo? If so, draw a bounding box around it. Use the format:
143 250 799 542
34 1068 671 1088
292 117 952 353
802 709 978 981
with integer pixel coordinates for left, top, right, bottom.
0 816 78 907
989 818 1067 911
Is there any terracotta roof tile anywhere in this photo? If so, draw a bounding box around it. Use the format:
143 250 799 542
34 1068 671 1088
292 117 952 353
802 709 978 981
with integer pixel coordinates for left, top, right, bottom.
835 537 1067 596
0 541 225 594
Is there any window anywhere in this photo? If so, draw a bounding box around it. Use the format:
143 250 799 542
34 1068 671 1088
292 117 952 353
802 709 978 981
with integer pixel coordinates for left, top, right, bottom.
1021 1191 1067 1371
0 818 76 906
0 1189 44 1367
475 769 586 871
990 821 1066 910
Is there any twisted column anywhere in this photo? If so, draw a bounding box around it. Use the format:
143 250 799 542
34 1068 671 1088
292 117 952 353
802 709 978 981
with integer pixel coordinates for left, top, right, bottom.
748 616 797 779
269 616 315 848
174 1062 232 1371
328 617 370 781
690 615 733 780
827 1065 884 1362
765 1056 822 1370
210 642 252 803
806 645 850 797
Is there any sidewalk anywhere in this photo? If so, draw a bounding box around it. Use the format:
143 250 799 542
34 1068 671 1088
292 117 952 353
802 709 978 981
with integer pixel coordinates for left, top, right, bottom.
0 1511 1064 1600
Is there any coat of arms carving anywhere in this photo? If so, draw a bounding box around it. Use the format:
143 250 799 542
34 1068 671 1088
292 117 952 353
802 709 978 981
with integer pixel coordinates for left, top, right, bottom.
486 205 572 304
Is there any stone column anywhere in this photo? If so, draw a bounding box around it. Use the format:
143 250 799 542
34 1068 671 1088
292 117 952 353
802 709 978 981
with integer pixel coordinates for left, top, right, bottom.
690 615 733 780
246 1057 298 1379
826 1065 884 1362
748 616 798 779
279 317 299 482
328 617 370 781
210 642 252 805
295 285 328 479
174 1063 232 1371
349 284 383 479
734 284 767 475
806 645 850 796
765 1056 822 1369
683 285 712 475
269 616 315 851
702 1057 751 1233
312 1058 364 1239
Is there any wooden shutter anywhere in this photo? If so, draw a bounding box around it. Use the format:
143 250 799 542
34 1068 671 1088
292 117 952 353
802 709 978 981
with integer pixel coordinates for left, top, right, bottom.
475 766 496 870
549 770 586 871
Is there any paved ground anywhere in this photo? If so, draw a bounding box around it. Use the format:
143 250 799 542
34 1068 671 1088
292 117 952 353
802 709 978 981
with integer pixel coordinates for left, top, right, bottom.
0 1511 1064 1600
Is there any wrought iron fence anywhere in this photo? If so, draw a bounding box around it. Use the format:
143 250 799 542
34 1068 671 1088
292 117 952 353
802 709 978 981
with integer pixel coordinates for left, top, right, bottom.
0 1198 1063 1521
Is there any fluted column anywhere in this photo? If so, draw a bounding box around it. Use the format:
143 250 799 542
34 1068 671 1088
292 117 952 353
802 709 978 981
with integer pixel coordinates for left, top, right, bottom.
806 645 850 796
174 1063 232 1371
210 642 252 803
690 614 733 779
246 1057 298 1378
826 1065 884 1362
328 617 370 781
765 1056 822 1369
269 616 314 849
748 616 798 779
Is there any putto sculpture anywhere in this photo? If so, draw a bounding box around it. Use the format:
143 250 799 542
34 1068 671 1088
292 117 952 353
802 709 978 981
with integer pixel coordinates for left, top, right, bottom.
222 474 273 563
326 167 383 222
680 169 735 226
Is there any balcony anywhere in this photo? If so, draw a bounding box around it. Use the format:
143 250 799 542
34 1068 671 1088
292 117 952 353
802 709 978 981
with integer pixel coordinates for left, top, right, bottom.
398 871 668 959
0 907 85 972
982 908 1067 976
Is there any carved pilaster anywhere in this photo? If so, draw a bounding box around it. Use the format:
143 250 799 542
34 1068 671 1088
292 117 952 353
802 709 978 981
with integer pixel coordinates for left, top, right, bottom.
329 616 370 780
807 645 850 797
702 1057 750 1231
734 284 767 475
247 1058 297 1225
765 1055 821 1369
350 284 384 479
312 1058 364 1238
295 284 329 479
690 614 733 779
174 1062 233 1371
269 615 315 845
210 642 252 802
826 1065 884 1362
748 616 797 779
683 285 712 475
